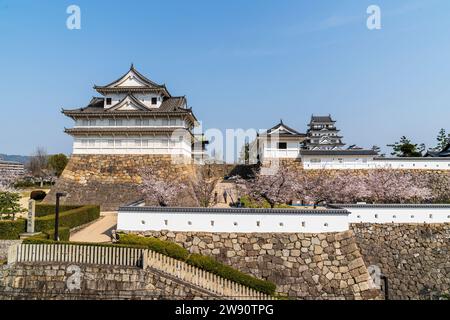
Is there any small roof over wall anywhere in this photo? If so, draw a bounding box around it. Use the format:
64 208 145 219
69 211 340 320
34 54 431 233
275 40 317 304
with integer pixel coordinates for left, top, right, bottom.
300 150 378 156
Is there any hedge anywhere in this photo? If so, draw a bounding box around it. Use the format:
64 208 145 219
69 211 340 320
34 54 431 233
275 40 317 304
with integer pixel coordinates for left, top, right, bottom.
35 204 82 218
30 190 47 201
118 234 276 295
0 205 100 240
0 219 26 240
28 227 70 242
187 253 276 295
35 205 100 232
118 233 189 260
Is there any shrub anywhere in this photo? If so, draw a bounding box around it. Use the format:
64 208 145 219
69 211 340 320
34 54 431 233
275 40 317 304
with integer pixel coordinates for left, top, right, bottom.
187 253 276 295
117 234 276 295
0 191 22 216
28 227 70 242
35 204 81 217
118 233 189 260
35 205 100 232
240 196 271 208
0 219 26 240
30 190 47 201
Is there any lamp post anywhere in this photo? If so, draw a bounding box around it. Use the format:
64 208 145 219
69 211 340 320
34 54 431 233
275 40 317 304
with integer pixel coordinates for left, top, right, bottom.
55 192 67 241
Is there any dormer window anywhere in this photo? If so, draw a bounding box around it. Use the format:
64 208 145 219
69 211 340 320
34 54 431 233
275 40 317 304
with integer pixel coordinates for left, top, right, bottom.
106 98 112 105
151 97 158 105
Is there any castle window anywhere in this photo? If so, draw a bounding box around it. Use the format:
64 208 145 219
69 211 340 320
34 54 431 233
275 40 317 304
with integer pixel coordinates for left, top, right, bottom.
278 142 287 150
164 220 168 226
135 119 142 126
116 119 123 126
82 119 89 126
256 221 260 227
107 140 114 147
151 97 157 105
115 140 122 147
106 98 112 105
89 120 96 126
143 119 149 126
233 222 238 226
301 221 306 227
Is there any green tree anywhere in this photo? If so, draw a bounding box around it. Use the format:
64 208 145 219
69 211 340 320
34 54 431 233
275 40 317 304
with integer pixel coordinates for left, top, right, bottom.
0 191 21 220
387 136 425 157
435 128 449 151
47 154 68 177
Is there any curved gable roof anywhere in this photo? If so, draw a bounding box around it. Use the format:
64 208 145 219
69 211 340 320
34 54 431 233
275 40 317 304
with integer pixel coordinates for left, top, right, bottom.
94 65 171 97
106 94 151 112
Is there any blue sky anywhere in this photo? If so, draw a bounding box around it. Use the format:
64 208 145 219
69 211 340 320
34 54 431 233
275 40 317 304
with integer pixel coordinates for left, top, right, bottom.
0 0 449 156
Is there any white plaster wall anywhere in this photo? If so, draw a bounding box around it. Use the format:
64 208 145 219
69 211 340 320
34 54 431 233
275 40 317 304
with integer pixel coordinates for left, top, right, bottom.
72 136 192 156
117 210 349 233
74 118 187 128
344 207 450 224
259 141 302 160
302 156 450 170
372 159 450 170
103 93 163 108
302 155 374 169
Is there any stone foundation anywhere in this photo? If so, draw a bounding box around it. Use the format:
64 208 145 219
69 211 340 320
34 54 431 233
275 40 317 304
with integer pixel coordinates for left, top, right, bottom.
44 155 198 211
0 263 217 300
0 240 22 261
130 230 380 300
352 223 450 300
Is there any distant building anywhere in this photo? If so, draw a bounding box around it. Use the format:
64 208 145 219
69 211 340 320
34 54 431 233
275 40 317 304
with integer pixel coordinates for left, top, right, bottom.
62 65 205 161
256 116 450 170
0 159 25 174
426 140 450 157
256 121 307 162
305 115 345 150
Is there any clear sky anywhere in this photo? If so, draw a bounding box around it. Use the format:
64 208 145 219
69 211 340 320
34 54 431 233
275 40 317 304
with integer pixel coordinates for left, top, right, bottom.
0 0 449 156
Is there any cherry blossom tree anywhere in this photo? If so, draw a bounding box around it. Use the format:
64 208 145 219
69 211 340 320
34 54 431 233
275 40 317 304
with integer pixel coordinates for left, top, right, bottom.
236 167 440 207
139 167 187 207
235 166 298 208
360 169 432 203
190 165 220 207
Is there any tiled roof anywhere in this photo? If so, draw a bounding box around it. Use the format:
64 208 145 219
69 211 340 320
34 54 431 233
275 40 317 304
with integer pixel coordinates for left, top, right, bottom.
260 121 306 137
62 96 194 118
119 206 350 215
300 150 378 156
310 115 335 123
65 127 193 136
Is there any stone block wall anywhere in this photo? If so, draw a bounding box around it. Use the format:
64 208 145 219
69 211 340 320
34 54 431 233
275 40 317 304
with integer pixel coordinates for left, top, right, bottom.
352 223 450 300
0 240 22 261
44 155 198 211
0 263 216 300
131 230 381 300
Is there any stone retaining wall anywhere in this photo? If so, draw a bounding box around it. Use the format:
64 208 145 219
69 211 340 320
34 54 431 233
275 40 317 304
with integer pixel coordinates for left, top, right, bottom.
44 155 198 211
0 263 216 300
0 240 22 261
131 230 380 300
352 223 450 300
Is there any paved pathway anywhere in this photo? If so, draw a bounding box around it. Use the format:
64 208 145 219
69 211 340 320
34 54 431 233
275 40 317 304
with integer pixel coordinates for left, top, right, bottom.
212 181 238 208
70 212 117 243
